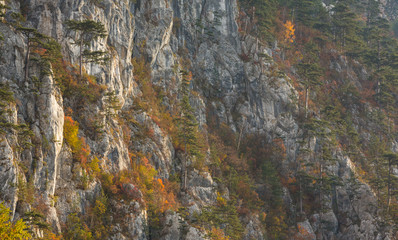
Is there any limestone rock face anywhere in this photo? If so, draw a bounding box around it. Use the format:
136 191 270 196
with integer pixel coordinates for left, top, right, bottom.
0 138 18 216
0 0 396 239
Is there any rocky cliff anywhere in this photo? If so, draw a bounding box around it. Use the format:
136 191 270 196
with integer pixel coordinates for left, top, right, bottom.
0 0 397 239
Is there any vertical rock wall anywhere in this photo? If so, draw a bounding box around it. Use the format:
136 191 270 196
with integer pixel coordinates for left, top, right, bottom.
0 0 395 239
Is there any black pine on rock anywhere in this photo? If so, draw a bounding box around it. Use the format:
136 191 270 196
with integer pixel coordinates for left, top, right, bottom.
65 19 109 75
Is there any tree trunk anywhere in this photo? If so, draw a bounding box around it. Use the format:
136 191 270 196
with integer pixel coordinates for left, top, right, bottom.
237 119 246 151
24 38 30 82
80 38 83 76
319 163 322 209
387 159 391 212
376 156 380 208
299 179 303 214
184 156 187 192
377 40 380 71
182 143 188 192
305 86 309 118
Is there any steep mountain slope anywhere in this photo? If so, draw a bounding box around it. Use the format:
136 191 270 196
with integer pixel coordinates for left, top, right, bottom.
0 0 397 239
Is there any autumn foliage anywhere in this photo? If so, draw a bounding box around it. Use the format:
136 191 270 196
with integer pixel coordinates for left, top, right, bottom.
0 203 31 240
131 156 178 213
283 20 295 44
64 116 90 167
101 154 178 214
63 115 101 179
33 39 106 104
132 56 177 137
210 227 230 240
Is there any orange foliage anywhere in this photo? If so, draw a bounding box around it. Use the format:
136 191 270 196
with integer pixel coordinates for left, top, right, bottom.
153 177 178 212
266 209 288 239
103 154 178 213
210 227 230 240
77 138 90 168
283 20 295 44
157 178 165 189
32 47 47 56
45 232 62 240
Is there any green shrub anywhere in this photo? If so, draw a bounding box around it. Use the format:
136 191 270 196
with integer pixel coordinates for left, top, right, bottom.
195 195 244 240
64 213 93 240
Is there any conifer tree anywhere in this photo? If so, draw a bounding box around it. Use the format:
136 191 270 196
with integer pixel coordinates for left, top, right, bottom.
363 15 389 69
22 211 49 236
241 0 277 41
365 0 381 28
297 42 323 118
382 152 398 213
332 2 363 55
0 83 15 134
65 19 108 75
16 27 47 82
104 90 121 118
176 70 201 191
288 0 322 27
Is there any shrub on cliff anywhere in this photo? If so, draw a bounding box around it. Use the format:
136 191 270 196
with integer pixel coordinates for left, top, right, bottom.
0 202 31 240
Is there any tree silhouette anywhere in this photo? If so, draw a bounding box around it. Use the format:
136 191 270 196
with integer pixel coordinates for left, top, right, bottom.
297 42 323 118
176 70 201 191
16 27 47 82
65 19 108 75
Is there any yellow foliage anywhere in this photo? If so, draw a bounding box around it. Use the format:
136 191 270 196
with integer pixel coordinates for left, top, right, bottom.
210 227 230 240
94 198 106 216
88 156 101 177
0 202 31 240
216 193 227 207
64 116 80 152
63 116 93 173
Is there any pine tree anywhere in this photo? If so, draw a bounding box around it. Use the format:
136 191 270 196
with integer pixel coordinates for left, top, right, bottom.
332 2 364 55
0 83 15 135
65 19 108 75
22 211 49 237
176 70 201 191
288 0 323 27
368 136 385 207
365 0 381 28
16 27 47 82
104 90 121 118
240 0 277 42
363 13 389 69
382 153 398 213
296 42 323 118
